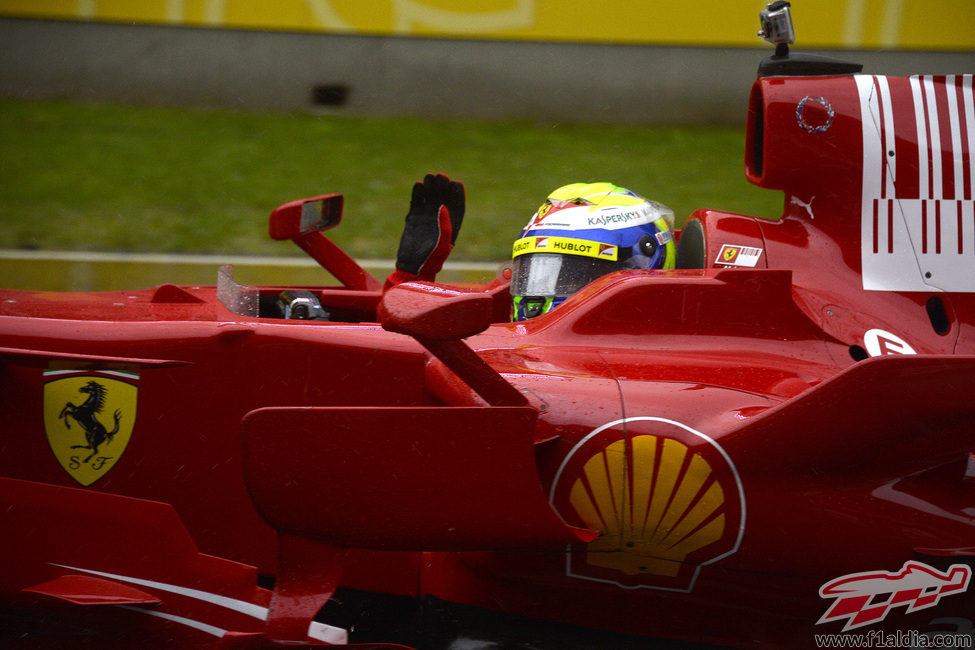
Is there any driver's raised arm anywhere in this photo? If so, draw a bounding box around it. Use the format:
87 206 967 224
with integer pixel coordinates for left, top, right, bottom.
384 173 465 291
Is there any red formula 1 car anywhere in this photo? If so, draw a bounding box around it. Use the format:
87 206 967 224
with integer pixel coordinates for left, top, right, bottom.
2 4 974 648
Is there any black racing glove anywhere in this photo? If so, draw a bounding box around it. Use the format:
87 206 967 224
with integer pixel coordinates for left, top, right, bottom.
388 173 465 284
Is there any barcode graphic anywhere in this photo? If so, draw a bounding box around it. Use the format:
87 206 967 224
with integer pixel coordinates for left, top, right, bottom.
858 74 975 292
715 245 763 267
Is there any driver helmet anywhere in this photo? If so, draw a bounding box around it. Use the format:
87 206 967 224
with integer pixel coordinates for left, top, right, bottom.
511 182 676 320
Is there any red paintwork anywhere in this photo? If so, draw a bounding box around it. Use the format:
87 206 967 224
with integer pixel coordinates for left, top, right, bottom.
23 575 161 606
1 59 974 648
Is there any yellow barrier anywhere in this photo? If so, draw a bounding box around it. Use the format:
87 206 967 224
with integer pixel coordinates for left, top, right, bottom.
0 0 972 50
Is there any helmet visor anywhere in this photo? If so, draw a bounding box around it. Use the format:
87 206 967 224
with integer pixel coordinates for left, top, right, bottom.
511 252 621 300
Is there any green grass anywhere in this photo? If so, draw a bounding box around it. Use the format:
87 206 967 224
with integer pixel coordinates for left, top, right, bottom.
0 99 783 262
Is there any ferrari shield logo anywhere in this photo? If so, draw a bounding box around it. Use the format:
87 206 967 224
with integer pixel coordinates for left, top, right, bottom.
43 370 139 486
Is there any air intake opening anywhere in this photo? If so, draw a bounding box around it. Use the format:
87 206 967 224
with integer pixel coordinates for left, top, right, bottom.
745 84 764 179
926 295 951 335
849 345 869 361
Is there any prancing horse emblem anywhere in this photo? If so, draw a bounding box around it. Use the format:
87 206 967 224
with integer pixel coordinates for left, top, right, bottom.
59 380 122 463
43 371 139 486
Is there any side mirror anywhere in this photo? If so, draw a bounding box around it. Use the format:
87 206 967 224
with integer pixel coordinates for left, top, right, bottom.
380 281 495 341
268 194 343 241
380 282 526 407
267 194 381 292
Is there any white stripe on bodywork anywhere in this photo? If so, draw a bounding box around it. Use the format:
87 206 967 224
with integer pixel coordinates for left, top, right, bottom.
966 75 975 198
877 76 896 197
50 563 348 644
946 75 964 200
859 75 884 199
909 75 929 200
860 74 975 292
43 370 86 378
858 74 923 291
42 369 140 380
116 605 227 638
923 75 943 199
52 563 267 619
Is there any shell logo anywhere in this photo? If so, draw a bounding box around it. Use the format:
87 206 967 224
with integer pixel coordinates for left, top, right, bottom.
550 417 745 592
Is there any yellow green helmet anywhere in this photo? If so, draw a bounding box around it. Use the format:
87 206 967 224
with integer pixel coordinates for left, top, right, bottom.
511 182 676 320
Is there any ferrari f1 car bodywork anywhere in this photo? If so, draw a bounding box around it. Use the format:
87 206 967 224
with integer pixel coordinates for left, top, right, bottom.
1 5 974 648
